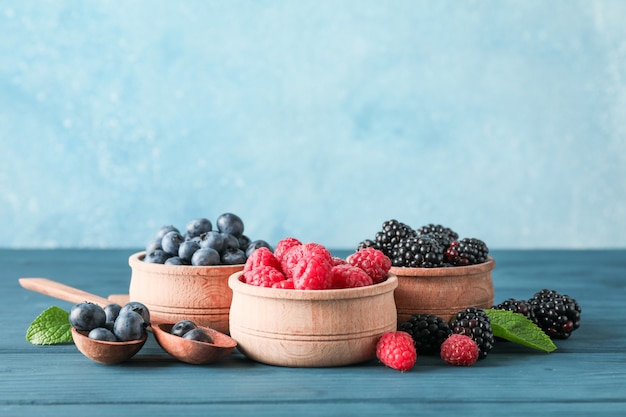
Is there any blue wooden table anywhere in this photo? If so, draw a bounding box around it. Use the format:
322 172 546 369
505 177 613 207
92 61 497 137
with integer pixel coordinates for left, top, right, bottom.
2 249 625 416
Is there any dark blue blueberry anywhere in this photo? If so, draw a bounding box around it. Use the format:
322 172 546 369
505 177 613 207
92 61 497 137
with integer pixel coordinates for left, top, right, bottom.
104 303 122 323
120 301 150 325
113 311 145 341
171 320 197 337
246 240 273 257
237 234 251 250
144 249 171 264
88 327 118 342
146 238 162 253
165 256 187 265
216 213 244 237
178 240 200 261
191 248 221 266
69 302 106 332
155 225 180 241
220 233 240 253
221 248 247 265
199 231 224 252
185 218 212 239
162 230 185 256
182 328 213 343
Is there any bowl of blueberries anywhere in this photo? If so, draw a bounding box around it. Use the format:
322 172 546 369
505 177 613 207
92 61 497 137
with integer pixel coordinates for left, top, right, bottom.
129 213 272 334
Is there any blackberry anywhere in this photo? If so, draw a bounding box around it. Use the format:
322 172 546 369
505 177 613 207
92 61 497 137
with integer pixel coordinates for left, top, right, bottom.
445 238 489 266
416 224 459 248
374 219 415 257
492 298 535 321
391 235 445 268
528 289 581 339
399 314 452 355
357 239 380 251
449 307 494 359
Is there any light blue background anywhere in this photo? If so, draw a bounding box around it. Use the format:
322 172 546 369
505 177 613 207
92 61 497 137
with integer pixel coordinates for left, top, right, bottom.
1 1 625 250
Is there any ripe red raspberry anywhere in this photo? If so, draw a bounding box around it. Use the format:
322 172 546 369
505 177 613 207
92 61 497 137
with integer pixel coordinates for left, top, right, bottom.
331 264 373 289
347 248 391 284
272 279 295 289
291 254 333 290
244 265 286 288
376 331 417 372
279 245 303 279
244 247 281 273
331 256 347 266
440 334 479 366
273 237 302 262
281 242 333 281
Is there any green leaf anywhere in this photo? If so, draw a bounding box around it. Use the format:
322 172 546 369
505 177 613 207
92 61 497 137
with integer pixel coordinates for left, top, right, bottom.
26 306 73 345
485 309 557 353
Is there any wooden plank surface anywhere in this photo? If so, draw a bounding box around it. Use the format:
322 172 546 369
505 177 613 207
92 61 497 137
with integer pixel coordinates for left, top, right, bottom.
1 249 625 417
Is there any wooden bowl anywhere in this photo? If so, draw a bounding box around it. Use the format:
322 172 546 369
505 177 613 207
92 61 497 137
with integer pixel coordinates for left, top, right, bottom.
128 252 243 334
391 257 496 324
71 328 147 364
228 272 398 367
152 323 237 365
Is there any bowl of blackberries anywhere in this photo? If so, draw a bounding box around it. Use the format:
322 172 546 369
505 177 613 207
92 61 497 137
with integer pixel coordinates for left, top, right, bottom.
129 213 272 334
357 220 495 323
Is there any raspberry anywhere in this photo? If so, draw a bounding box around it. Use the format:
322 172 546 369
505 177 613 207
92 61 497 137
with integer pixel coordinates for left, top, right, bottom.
272 279 295 289
243 247 281 273
244 265 286 287
376 331 417 372
331 256 347 266
291 251 333 290
330 264 373 289
347 247 391 284
440 334 479 366
449 307 494 359
273 237 302 262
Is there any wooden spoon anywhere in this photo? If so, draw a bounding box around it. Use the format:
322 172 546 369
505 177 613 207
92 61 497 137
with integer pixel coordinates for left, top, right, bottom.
19 277 237 364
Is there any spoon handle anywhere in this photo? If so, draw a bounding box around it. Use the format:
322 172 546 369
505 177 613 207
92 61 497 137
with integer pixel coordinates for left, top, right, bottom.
18 277 114 307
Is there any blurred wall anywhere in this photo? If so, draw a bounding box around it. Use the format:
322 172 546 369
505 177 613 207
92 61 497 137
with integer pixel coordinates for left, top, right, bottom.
1 0 625 249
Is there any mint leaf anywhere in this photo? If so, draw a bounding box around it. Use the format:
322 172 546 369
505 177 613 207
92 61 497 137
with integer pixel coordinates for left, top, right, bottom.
485 309 557 353
26 306 73 345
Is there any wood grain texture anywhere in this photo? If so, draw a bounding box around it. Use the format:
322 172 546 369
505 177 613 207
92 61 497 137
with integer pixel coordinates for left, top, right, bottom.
2 249 626 416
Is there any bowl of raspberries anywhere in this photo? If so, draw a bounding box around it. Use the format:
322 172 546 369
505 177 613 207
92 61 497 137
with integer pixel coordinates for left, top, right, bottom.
128 213 272 334
357 220 495 323
227 237 398 367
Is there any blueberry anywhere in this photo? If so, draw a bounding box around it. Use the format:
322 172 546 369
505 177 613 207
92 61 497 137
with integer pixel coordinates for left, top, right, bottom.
104 303 122 323
185 218 212 239
69 302 106 332
199 231 224 252
165 256 187 265
216 213 244 237
220 233 240 253
88 327 118 342
146 238 162 253
237 234 251 250
144 249 171 264
120 301 150 325
155 225 180 241
191 248 221 266
171 320 197 337
183 328 213 343
178 240 200 261
221 248 247 265
246 240 273 257
113 311 145 341
162 230 185 256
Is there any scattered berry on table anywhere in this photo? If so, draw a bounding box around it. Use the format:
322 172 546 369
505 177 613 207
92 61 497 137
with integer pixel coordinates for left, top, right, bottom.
376 331 417 372
347 247 392 283
399 314 452 355
528 289 581 339
492 298 536 321
449 307 494 360
440 334 480 366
